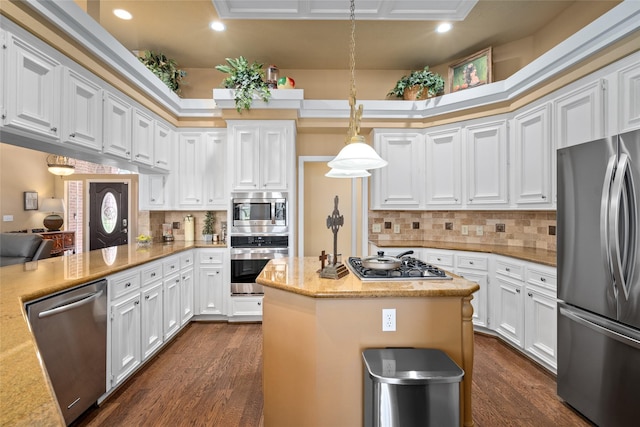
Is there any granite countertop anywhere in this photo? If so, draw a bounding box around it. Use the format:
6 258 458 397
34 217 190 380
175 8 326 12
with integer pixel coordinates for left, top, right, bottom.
371 240 557 267
256 257 480 298
0 240 226 427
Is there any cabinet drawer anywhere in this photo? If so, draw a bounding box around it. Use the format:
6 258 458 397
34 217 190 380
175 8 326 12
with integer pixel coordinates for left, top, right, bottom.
163 255 180 276
526 266 557 291
199 251 224 264
456 254 488 271
109 271 141 300
496 259 525 281
425 252 454 268
141 262 162 285
181 251 194 269
231 297 263 316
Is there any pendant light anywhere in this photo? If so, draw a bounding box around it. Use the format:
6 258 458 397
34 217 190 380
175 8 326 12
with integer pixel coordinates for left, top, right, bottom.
46 154 75 176
326 0 387 176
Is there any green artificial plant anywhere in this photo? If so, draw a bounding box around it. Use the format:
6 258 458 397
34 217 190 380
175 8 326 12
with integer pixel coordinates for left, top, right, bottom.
215 56 271 112
203 211 215 236
138 50 186 94
387 66 445 99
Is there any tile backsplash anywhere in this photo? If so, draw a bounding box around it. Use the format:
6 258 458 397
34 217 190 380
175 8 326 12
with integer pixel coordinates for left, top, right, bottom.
139 211 227 242
369 210 557 251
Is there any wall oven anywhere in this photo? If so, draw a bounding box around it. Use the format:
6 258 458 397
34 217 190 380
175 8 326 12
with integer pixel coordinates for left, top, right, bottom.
230 235 289 296
231 191 288 235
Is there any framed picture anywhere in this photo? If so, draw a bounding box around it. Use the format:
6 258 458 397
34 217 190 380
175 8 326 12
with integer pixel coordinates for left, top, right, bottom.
448 47 492 93
24 191 38 210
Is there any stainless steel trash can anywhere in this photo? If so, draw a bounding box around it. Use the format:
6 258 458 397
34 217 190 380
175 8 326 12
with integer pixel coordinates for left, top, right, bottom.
363 348 464 427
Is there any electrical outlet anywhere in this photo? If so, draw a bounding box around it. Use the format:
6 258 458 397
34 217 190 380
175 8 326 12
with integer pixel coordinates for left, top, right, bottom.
3 215 14 222
382 308 396 331
476 226 484 236
461 225 468 235
372 223 382 233
393 224 400 234
382 358 396 376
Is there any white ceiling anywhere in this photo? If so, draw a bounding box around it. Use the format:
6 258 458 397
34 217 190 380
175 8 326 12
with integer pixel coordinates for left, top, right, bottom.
86 0 619 70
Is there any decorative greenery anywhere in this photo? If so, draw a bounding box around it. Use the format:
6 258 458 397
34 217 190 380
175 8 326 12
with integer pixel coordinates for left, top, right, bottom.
138 50 186 94
387 66 445 99
215 56 271 112
203 211 215 235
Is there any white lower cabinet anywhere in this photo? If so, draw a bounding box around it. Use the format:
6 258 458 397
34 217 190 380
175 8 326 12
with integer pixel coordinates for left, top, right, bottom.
197 249 227 316
141 281 164 360
163 273 181 340
524 284 557 370
494 273 525 348
180 252 195 324
455 252 489 329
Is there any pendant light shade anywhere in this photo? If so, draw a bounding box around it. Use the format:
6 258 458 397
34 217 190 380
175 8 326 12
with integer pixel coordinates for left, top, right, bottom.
325 167 371 178
47 155 75 176
328 136 388 171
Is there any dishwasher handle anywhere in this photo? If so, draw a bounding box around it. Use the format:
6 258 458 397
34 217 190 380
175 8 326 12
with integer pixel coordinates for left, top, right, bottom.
38 290 104 319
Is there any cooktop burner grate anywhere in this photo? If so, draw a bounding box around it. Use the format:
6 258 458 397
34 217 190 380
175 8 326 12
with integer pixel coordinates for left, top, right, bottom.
347 256 452 281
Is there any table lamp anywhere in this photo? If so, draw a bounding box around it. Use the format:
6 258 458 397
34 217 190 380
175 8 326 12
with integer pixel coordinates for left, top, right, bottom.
40 198 65 231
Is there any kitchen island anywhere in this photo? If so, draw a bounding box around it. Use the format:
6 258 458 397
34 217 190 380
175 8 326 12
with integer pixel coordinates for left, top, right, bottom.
257 257 480 427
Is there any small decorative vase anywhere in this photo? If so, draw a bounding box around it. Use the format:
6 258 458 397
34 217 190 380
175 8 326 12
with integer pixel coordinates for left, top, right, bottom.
203 234 213 243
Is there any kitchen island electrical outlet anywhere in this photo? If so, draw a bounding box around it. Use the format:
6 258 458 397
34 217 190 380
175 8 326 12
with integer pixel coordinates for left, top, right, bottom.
393 224 400 234
382 308 396 331
461 225 468 235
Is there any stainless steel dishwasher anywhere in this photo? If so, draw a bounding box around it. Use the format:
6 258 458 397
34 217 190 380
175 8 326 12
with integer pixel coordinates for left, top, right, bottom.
27 279 107 425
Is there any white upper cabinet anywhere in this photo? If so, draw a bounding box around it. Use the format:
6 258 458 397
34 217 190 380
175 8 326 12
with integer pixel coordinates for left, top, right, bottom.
103 91 132 159
153 120 172 171
177 132 204 207
425 127 462 207
203 131 227 209
3 32 60 140
465 119 509 206
61 67 102 151
372 131 424 210
131 108 154 166
229 121 294 191
617 60 640 133
554 79 604 149
512 103 552 207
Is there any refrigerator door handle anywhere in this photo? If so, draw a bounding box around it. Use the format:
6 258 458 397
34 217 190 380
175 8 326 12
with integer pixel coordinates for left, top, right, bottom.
609 153 637 301
601 154 618 285
560 304 640 350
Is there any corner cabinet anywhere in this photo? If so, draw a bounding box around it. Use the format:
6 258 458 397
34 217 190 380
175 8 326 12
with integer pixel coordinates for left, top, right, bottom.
371 130 424 209
228 120 295 191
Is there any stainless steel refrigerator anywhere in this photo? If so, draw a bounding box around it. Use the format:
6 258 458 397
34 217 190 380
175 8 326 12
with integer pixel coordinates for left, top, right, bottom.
557 128 640 426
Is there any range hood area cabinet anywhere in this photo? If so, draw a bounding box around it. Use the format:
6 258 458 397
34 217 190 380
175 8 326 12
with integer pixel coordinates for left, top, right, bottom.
227 120 296 192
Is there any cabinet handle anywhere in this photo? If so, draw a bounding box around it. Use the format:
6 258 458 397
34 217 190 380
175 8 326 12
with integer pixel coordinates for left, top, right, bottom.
209 257 213 260
50 127 57 132
126 151 130 155
151 198 156 202
145 295 150 300
541 195 547 199
69 133 76 138
258 301 261 306
151 272 156 277
469 261 474 265
136 154 140 158
134 300 140 305
156 160 161 164
505 267 510 272
125 282 131 287
209 199 213 202
516 289 520 293
175 279 180 283
182 276 186 280
528 292 533 297
454 198 458 202
540 277 546 282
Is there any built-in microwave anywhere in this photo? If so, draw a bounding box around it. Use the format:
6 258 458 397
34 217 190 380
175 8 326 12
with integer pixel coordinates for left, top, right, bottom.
231 192 288 234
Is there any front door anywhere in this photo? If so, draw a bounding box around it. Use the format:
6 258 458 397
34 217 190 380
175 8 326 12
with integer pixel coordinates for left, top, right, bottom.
89 182 129 250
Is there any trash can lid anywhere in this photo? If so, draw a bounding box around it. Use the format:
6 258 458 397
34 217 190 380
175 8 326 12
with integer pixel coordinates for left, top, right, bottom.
362 348 464 385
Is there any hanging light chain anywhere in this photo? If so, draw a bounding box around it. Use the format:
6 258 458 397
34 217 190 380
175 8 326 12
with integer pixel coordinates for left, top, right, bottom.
346 0 363 143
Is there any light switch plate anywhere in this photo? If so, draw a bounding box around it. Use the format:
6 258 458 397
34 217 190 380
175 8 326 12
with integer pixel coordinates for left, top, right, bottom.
393 224 400 234
476 226 484 236
461 225 468 235
3 215 13 222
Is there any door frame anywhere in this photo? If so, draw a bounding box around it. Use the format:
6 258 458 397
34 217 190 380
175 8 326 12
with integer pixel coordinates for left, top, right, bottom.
297 156 369 258
84 177 136 253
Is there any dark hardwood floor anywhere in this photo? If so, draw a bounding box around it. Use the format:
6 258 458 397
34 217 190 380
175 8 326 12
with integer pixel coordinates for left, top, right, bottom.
74 323 591 427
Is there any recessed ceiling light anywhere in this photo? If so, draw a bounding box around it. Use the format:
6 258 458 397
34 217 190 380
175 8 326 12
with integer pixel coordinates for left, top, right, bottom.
436 22 452 33
113 9 132 20
210 21 226 32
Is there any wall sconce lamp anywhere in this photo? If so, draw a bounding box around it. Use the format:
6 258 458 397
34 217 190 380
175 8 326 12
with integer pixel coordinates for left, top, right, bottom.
47 154 75 176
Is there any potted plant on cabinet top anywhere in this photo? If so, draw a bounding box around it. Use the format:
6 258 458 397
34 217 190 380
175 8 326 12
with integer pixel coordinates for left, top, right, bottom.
388 66 445 100
215 56 272 112
138 50 187 95
202 211 215 243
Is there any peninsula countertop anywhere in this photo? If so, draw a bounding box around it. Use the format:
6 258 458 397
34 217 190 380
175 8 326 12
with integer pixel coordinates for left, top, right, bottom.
256 256 480 298
0 241 225 427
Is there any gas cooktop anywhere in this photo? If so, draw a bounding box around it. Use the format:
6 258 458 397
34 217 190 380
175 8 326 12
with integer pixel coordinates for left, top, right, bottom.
347 256 452 281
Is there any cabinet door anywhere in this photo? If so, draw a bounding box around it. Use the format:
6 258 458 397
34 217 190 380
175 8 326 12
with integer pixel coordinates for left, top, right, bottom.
177 132 204 207
111 293 141 387
233 126 261 190
230 297 263 317
199 267 224 315
103 92 132 159
525 286 557 370
204 131 227 209
132 109 154 166
618 61 640 133
494 275 524 348
139 174 168 210
512 104 552 206
425 127 462 207
554 80 604 149
163 275 181 340
260 126 288 190
4 33 60 139
457 270 488 328
154 120 172 171
141 282 164 360
62 67 102 151
465 120 508 206
180 267 195 325
372 131 424 209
